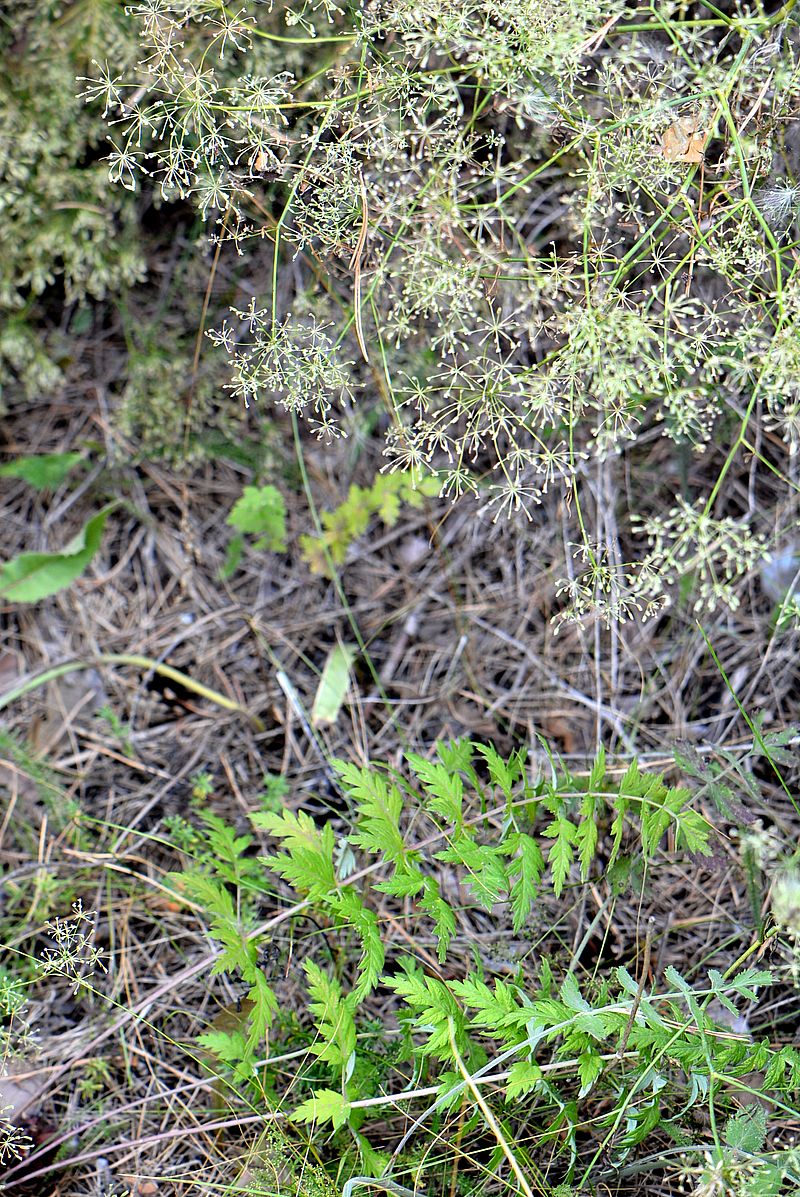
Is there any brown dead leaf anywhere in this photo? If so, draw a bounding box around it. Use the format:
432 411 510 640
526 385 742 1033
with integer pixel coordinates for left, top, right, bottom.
660 115 707 163
0 1066 50 1123
30 668 107 755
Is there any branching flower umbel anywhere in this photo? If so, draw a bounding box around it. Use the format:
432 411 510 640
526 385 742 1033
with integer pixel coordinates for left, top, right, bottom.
38 901 106 996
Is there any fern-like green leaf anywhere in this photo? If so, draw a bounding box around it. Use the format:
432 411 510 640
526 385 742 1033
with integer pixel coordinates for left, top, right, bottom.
255 808 337 899
576 793 599 880
436 834 506 909
505 1060 543 1101
334 888 384 1000
246 970 279 1049
406 753 464 825
543 815 577 897
450 973 530 1042
387 960 465 1059
473 742 526 799
304 959 357 1073
418 880 456 961
504 832 545 933
172 872 254 977
374 863 426 897
339 761 407 863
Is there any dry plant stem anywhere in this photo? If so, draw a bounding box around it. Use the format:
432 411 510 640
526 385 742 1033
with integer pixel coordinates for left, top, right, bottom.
350 170 371 363
1 1112 279 1192
0 655 264 730
618 916 655 1058
447 1017 542 1197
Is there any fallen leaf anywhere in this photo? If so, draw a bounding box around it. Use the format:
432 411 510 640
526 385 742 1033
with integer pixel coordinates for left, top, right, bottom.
311 644 355 727
0 1067 50 1123
660 115 707 163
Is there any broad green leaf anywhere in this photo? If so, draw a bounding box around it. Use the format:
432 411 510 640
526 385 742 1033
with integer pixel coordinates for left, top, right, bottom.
0 452 84 490
724 1106 767 1154
505 1060 542 1101
312 644 356 727
578 1049 603 1097
0 504 117 603
289 1088 351 1130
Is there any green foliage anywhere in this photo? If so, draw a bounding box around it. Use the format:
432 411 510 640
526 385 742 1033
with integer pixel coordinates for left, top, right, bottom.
222 484 287 578
170 737 767 1185
0 504 117 603
304 960 357 1077
725 1106 768 1155
87 0 800 621
95 704 135 757
299 473 439 577
289 1088 352 1130
227 486 288 548
257 771 291 813
246 1127 340 1197
0 2 144 408
0 452 84 490
119 333 254 466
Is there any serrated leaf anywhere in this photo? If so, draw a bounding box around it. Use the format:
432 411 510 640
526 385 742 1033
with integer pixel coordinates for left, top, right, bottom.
387 962 463 1058
473 742 526 798
256 808 337 898
436 834 506 909
506 833 545 933
406 752 464 824
724 1106 767 1154
451 974 530 1040
578 1049 603 1097
226 485 286 549
340 762 406 862
374 864 425 897
334 888 384 999
576 796 599 880
588 747 606 791
312 644 356 727
246 971 279 1049
419 882 456 961
675 806 713 856
197 1028 249 1065
304 960 357 1071
543 816 577 897
620 1100 661 1147
505 1060 542 1101
0 503 117 603
530 997 571 1030
560 972 590 1013
616 966 639 996
290 1088 351 1130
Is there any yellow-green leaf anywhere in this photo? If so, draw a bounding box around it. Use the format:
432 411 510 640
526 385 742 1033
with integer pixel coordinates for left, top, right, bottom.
311 644 356 727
